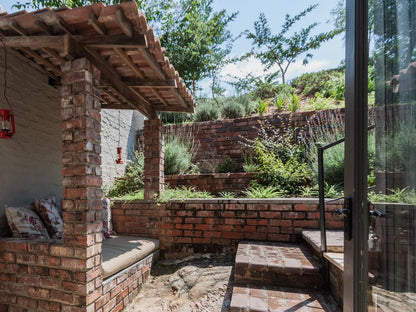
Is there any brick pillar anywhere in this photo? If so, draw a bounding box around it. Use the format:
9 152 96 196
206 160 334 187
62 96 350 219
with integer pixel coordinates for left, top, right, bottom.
144 118 164 199
61 58 103 310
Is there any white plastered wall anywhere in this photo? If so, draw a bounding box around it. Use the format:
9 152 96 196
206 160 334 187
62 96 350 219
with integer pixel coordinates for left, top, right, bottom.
0 50 62 236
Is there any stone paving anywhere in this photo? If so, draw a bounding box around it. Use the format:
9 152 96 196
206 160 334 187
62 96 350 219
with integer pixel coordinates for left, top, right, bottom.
124 253 234 312
230 285 341 312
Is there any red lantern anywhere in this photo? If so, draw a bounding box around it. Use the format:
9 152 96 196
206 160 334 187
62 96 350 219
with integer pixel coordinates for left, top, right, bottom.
116 147 123 164
0 109 15 139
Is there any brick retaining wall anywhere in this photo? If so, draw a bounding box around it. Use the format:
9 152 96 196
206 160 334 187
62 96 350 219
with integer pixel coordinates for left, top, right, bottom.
138 109 346 172
165 172 256 195
111 198 344 258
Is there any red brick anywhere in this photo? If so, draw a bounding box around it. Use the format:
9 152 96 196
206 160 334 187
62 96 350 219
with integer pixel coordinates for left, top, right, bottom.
175 224 193 230
203 231 222 238
28 286 50 299
17 296 38 309
192 238 211 244
282 212 306 219
259 212 281 218
194 224 211 231
294 204 318 211
270 204 292 211
293 220 319 228
223 232 244 239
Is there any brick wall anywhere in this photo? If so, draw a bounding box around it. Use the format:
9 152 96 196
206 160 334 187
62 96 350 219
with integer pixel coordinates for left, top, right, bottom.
165 173 256 195
112 199 344 258
138 109 345 172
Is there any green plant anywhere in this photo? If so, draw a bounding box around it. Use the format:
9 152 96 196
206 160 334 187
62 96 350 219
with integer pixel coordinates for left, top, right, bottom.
158 186 214 202
217 156 239 173
110 190 145 201
300 186 319 197
369 187 416 204
219 191 236 198
287 93 301 112
221 100 245 119
324 182 343 198
160 112 193 124
164 133 199 175
243 152 258 173
309 92 333 110
194 103 221 122
243 185 283 198
256 99 269 115
107 152 145 198
236 95 257 116
275 97 285 112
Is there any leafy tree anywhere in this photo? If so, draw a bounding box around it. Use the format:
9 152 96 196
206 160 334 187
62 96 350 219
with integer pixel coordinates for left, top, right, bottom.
160 0 237 95
245 4 339 85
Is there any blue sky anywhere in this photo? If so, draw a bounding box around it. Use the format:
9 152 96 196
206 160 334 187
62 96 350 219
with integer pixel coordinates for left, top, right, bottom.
0 0 344 95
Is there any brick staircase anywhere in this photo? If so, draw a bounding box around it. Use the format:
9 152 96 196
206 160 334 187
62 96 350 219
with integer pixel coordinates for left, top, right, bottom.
230 235 343 312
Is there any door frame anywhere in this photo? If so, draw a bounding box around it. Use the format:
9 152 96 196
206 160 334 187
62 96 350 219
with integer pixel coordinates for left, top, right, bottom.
344 0 369 311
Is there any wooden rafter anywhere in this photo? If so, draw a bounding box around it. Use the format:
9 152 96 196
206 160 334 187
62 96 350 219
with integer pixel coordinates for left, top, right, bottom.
123 79 177 88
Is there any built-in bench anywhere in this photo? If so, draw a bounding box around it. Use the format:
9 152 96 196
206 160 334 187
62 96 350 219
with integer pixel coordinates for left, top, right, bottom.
102 235 159 279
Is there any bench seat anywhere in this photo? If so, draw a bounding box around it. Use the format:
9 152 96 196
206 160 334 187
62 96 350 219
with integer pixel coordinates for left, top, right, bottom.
102 235 159 279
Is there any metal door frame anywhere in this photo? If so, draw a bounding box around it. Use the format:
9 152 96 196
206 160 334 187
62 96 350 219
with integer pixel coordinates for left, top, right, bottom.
344 0 369 311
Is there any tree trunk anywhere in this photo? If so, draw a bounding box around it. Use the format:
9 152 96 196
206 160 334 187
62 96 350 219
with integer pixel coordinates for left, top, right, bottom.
211 73 219 107
192 73 196 96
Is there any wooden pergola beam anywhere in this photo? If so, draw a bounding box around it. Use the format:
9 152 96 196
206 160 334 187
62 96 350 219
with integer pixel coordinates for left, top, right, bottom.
1 34 147 50
124 78 177 88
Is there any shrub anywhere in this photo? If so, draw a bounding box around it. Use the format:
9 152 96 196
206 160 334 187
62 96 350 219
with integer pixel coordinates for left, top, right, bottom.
160 112 193 124
217 156 239 173
164 134 199 175
107 152 145 197
309 92 334 110
221 100 245 119
274 84 295 101
236 94 257 116
193 103 221 122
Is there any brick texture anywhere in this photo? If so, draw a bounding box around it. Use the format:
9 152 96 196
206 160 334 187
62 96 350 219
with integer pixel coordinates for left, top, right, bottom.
138 109 345 172
143 119 164 199
112 199 344 258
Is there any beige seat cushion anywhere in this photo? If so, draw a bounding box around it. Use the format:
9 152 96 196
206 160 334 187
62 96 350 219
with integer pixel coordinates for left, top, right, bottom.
102 235 159 279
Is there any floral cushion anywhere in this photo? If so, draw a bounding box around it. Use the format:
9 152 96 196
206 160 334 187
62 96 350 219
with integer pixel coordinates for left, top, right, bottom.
35 196 63 239
102 198 115 239
5 206 50 239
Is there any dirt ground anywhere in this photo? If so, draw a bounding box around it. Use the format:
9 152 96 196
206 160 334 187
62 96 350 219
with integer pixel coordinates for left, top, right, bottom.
125 253 235 312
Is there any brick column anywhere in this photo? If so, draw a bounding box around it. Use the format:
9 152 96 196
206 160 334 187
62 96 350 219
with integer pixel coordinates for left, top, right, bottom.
61 58 103 310
144 118 164 199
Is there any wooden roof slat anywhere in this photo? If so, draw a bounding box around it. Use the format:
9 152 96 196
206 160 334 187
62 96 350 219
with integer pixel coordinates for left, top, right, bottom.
21 47 61 76
87 13 106 35
85 47 156 118
80 34 147 49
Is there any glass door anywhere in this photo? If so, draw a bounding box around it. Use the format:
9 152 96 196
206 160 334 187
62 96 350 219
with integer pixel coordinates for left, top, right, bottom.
368 0 416 311
344 0 416 311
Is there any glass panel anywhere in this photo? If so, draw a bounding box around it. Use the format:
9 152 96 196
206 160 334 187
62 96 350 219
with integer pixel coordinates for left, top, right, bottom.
369 0 416 310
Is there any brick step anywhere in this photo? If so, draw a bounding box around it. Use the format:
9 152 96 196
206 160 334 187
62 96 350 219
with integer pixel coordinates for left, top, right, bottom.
230 284 341 312
302 229 344 254
234 241 323 289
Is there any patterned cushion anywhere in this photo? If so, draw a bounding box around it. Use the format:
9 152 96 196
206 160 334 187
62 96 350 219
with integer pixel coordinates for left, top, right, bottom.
5 206 50 239
35 197 63 239
102 198 115 239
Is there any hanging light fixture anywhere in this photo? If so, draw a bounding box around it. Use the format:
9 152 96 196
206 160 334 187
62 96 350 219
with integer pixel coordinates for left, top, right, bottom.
115 111 123 164
0 40 15 140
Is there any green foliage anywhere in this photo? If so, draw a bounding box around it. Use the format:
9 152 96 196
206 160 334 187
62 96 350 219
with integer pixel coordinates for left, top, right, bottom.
369 187 416 204
217 156 239 173
243 153 258 173
160 0 238 94
309 93 334 110
160 112 193 124
376 122 416 172
300 186 319 198
243 185 283 198
164 134 198 175
256 99 269 115
291 67 345 98
193 102 221 122
110 190 144 201
107 152 145 198
236 95 257 116
324 182 343 198
245 5 338 85
287 93 301 113
275 97 285 112
218 191 236 199
221 100 245 119
241 122 311 195
230 72 280 99
158 186 213 202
